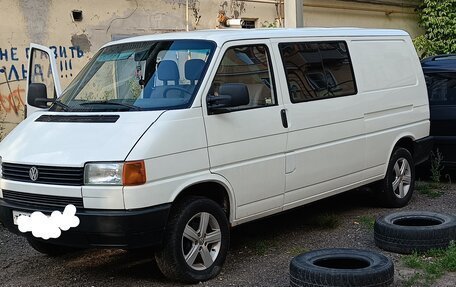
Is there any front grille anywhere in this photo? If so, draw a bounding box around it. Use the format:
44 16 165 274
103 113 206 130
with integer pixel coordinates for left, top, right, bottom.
2 162 84 186
2 190 84 209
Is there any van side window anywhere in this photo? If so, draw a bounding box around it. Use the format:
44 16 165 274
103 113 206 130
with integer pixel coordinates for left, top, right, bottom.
425 73 456 105
209 44 276 111
279 41 357 103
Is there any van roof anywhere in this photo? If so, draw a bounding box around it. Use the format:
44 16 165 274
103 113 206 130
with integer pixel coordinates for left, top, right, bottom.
421 54 456 73
104 28 409 48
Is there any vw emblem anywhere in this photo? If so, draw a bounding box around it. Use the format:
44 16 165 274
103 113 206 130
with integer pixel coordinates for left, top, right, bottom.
29 167 39 181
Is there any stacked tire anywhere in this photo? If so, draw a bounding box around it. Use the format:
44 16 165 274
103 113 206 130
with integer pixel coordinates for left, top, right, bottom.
374 211 456 254
289 248 394 287
289 211 456 287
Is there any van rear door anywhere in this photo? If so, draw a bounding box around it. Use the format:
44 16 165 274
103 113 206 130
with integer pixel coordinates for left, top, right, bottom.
26 44 61 117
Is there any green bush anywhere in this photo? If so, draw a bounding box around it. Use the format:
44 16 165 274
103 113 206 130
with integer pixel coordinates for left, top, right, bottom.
414 0 456 58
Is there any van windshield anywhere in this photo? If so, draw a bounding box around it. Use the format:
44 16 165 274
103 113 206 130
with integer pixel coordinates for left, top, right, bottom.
53 40 215 112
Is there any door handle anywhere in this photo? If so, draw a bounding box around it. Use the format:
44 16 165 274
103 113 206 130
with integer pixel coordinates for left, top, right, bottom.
280 109 288 128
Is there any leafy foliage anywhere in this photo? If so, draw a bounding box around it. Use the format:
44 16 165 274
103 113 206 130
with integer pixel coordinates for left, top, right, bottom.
357 215 375 230
402 242 456 286
415 181 444 198
430 149 444 183
414 0 456 58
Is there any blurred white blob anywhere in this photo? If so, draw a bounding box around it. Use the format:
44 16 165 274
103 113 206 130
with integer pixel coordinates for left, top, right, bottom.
17 204 80 240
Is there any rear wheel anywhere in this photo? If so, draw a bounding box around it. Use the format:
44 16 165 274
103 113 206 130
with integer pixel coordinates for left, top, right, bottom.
155 196 230 283
379 147 415 207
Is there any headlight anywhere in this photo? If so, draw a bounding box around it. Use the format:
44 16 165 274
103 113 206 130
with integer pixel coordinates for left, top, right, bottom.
84 162 123 185
84 161 146 186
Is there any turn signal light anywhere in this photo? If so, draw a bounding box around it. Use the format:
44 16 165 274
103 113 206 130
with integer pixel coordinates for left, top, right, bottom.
122 161 146 186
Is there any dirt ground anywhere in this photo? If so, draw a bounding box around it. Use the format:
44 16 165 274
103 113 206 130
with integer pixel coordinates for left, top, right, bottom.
0 185 455 287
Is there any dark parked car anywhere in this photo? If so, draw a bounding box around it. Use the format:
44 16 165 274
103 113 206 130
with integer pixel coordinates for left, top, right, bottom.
422 54 456 166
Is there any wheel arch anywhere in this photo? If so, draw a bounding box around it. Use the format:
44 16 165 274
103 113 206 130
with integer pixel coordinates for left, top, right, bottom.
170 176 236 223
394 136 415 156
383 134 416 176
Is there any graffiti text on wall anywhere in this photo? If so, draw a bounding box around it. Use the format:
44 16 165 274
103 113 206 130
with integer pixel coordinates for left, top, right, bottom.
0 86 25 116
0 46 84 82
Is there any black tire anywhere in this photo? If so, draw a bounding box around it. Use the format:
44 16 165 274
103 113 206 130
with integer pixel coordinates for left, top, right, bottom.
374 211 456 254
290 248 394 287
155 196 230 283
27 238 79 257
379 147 415 207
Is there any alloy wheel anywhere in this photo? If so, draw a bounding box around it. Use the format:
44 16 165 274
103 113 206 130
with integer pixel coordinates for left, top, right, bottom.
181 212 222 270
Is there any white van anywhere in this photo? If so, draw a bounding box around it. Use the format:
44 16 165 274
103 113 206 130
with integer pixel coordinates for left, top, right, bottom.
0 28 431 282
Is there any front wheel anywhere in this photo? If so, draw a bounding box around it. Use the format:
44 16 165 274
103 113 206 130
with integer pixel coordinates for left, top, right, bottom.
155 197 230 283
379 147 415 207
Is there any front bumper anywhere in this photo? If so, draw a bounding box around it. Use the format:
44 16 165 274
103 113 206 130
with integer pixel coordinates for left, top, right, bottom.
0 198 171 249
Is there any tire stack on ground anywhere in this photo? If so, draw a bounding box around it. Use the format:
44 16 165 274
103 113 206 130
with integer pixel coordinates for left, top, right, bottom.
289 248 394 287
374 211 456 254
289 211 456 287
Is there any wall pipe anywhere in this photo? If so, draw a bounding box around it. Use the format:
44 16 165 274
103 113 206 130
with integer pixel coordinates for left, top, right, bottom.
186 0 189 31
242 0 417 15
338 0 418 8
303 2 416 15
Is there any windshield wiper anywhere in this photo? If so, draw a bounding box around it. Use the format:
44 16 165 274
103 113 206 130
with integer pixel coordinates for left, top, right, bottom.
79 101 142 111
51 100 71 111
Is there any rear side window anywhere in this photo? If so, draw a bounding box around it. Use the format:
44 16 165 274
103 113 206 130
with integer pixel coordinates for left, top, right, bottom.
425 73 456 105
279 41 357 103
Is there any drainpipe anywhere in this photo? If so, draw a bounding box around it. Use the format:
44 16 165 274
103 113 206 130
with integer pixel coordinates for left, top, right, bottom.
186 0 189 31
285 0 304 28
303 2 416 15
242 0 416 16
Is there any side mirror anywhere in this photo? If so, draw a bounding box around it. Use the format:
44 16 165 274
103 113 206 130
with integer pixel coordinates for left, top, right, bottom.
207 83 249 114
27 83 50 108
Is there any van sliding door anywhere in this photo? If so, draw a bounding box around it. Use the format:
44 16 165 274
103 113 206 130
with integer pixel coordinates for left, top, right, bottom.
274 40 365 209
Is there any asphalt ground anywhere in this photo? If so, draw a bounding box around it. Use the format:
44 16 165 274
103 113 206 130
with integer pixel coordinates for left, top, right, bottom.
1 185 455 287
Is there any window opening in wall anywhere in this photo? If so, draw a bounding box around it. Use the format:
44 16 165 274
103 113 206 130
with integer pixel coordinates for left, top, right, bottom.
242 20 256 29
72 10 83 22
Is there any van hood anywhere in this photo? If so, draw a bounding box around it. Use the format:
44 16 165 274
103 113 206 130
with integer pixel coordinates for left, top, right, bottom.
0 111 165 167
